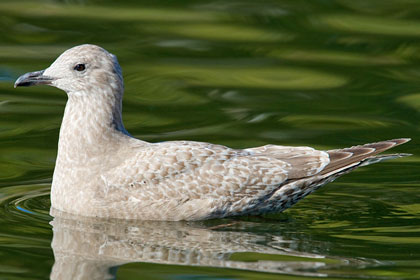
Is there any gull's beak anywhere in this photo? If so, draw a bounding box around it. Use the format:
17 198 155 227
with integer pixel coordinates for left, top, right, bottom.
14 70 54 88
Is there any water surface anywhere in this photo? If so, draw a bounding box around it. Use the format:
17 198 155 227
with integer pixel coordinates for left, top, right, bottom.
0 0 419 279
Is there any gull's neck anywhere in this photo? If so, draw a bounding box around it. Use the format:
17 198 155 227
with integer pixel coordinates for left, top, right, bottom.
57 89 129 165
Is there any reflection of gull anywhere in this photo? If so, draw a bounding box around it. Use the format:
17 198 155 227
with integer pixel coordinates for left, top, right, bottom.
15 44 410 220
49 209 375 280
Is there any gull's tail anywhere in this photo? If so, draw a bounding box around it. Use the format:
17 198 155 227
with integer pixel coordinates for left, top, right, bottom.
239 138 411 216
321 138 411 177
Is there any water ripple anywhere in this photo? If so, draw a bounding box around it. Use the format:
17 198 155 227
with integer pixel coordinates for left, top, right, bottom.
0 184 51 223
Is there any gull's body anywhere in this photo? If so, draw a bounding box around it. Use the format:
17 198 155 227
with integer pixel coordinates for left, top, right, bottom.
15 44 410 221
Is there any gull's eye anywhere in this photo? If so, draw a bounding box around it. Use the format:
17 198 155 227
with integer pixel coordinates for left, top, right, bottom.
74 64 86 72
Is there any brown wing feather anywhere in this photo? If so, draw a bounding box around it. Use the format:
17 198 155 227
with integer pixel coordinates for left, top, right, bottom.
250 138 410 216
320 138 410 175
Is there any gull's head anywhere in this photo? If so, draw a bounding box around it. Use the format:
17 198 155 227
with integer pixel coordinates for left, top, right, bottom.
14 44 123 96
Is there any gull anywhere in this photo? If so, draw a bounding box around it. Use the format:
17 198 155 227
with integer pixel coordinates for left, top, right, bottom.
14 44 410 221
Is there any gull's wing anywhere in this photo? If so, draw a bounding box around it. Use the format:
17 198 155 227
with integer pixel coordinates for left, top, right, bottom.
103 141 290 199
245 145 330 178
102 140 331 218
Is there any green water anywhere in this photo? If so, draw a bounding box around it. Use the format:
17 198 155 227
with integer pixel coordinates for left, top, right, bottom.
0 0 419 279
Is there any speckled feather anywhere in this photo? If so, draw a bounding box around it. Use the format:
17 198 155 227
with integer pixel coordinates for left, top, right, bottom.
15 44 410 221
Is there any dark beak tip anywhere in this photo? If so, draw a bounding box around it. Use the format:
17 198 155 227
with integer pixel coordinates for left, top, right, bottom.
13 79 24 88
14 69 52 88
13 83 25 88
14 78 25 88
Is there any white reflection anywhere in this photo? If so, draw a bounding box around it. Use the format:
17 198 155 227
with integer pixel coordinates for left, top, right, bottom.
50 209 373 279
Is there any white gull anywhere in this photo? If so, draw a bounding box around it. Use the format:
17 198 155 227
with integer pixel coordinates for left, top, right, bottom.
14 44 410 220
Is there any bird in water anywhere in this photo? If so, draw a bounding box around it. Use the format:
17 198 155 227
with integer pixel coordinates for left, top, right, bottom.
14 44 410 221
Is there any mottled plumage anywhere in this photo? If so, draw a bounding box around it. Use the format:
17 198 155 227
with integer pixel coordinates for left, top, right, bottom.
14 44 410 220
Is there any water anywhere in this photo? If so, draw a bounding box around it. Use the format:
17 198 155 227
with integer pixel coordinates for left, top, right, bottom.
0 0 419 279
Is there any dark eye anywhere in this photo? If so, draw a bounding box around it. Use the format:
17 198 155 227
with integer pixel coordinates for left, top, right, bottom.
74 64 86 71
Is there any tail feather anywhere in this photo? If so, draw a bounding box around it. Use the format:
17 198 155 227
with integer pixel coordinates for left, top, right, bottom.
249 139 410 216
320 138 411 176
359 153 412 167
